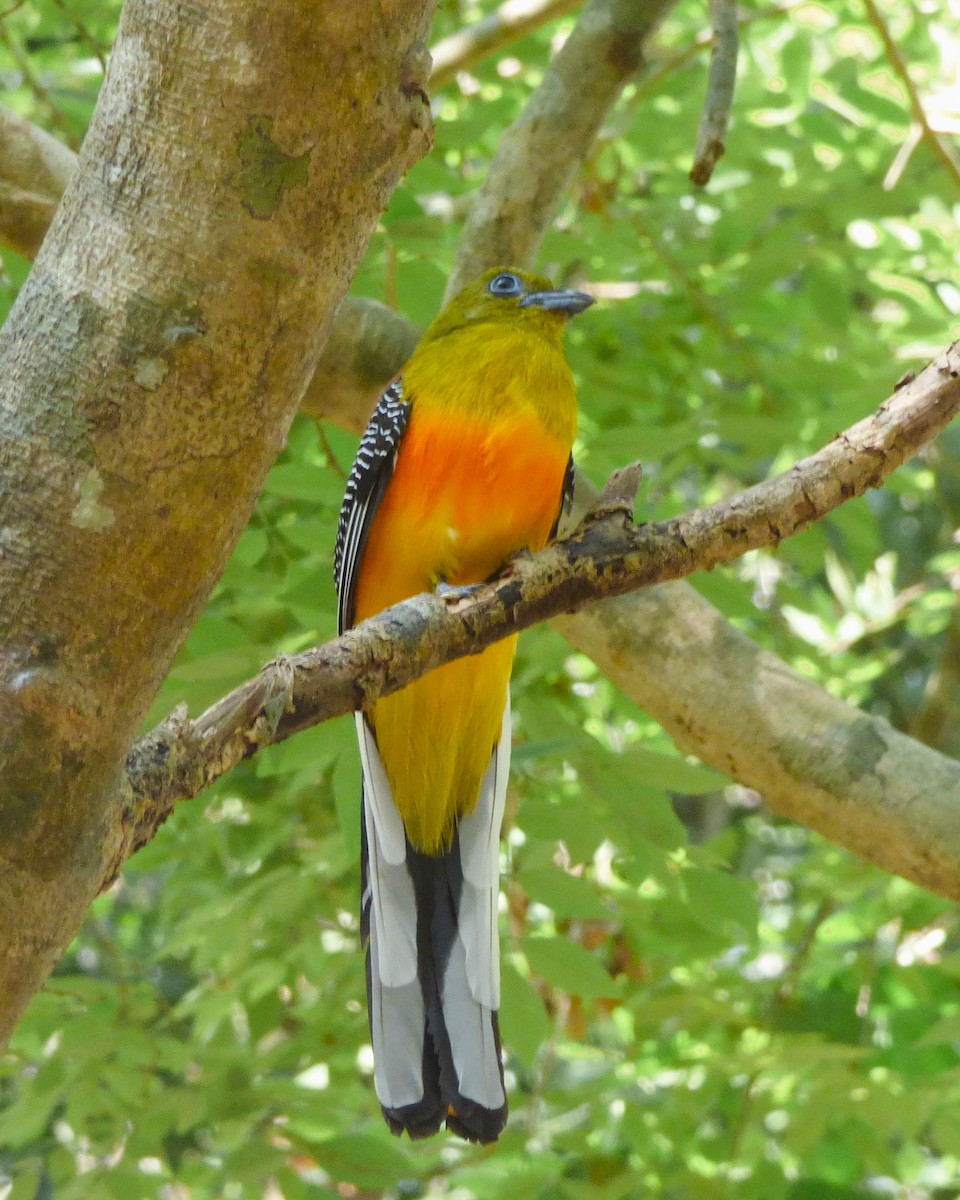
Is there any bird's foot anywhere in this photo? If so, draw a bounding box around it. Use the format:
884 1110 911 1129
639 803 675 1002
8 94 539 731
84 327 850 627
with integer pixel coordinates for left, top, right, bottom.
435 580 483 608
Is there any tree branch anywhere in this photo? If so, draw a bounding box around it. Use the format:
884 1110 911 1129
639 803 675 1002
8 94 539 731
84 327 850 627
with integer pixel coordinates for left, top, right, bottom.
689 0 739 186
430 0 583 90
113 339 960 895
300 295 419 433
0 105 75 258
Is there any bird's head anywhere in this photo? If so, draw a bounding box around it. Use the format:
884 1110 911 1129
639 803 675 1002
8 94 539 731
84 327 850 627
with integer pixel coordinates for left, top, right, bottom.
420 268 594 346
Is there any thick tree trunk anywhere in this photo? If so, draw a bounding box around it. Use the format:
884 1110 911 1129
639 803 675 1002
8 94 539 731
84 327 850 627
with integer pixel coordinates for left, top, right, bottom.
0 0 433 1048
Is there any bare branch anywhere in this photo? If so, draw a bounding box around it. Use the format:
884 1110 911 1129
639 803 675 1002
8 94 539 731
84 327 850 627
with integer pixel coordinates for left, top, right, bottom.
300 296 419 434
633 1 797 104
689 0 739 186
430 0 583 90
113 339 960 893
0 105 75 257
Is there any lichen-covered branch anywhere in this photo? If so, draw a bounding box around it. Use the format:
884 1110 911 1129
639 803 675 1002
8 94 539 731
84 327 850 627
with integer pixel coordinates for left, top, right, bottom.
115 339 960 896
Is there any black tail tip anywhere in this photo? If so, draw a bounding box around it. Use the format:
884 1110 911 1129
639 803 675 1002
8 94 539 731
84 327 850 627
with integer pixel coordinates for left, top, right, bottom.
384 1099 508 1145
383 1097 444 1141
445 1099 508 1145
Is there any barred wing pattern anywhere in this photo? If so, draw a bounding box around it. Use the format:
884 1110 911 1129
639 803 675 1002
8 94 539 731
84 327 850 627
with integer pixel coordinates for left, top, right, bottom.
334 379 411 634
550 453 576 540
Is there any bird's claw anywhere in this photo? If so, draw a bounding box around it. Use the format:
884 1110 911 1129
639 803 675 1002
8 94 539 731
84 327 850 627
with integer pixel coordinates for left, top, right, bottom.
436 580 483 607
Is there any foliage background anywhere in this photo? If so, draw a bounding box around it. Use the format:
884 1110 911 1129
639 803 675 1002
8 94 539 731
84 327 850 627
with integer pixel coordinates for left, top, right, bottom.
2 0 960 1196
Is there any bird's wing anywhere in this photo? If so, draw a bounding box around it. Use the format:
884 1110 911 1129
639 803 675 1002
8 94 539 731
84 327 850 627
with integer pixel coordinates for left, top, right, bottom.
549 452 576 540
334 378 411 634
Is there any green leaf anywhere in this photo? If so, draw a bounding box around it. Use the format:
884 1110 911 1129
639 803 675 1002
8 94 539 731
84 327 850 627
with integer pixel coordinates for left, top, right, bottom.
263 462 330 501
522 936 619 1000
683 868 758 937
500 960 551 1069
519 866 609 919
285 1128 413 1190
333 747 362 860
917 1012 960 1047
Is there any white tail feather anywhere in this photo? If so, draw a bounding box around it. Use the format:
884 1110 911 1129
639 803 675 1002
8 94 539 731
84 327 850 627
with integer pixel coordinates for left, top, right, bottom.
439 698 510 1104
368 916 426 1109
441 932 507 1109
360 715 418 993
361 720 426 1109
456 698 510 1010
357 714 406 864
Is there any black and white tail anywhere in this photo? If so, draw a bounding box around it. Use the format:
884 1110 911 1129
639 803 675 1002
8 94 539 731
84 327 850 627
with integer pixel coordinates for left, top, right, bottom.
357 702 511 1144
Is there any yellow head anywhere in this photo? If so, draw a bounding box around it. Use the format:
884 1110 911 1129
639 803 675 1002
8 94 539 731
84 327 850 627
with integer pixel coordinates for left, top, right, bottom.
420 267 594 348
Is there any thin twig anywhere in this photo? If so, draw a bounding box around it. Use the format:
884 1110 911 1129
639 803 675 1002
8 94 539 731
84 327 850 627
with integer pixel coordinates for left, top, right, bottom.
430 0 582 90
0 26 80 150
632 1 798 107
862 0 960 191
883 121 923 191
49 0 108 74
317 425 347 480
689 0 739 186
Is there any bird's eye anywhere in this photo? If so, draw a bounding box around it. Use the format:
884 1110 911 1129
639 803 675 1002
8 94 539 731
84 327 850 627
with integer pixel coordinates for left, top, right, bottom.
488 272 523 297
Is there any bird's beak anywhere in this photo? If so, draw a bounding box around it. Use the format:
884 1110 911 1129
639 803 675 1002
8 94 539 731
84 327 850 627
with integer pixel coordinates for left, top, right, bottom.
519 289 595 315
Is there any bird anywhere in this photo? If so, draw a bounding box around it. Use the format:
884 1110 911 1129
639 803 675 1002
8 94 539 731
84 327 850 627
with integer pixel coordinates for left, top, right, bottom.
334 266 593 1143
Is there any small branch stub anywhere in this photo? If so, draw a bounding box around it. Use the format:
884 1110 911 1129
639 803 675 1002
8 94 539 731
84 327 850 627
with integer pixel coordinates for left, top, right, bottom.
586 460 643 521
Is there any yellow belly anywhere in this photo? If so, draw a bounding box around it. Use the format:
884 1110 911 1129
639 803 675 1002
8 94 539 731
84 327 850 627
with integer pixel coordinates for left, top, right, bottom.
352 406 569 853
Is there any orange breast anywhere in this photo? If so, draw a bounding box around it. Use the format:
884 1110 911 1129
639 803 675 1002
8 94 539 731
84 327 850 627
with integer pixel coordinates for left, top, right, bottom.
353 406 570 853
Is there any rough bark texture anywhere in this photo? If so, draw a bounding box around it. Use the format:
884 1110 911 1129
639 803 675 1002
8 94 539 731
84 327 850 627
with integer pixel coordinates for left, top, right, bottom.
115 341 960 898
0 0 434 1049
